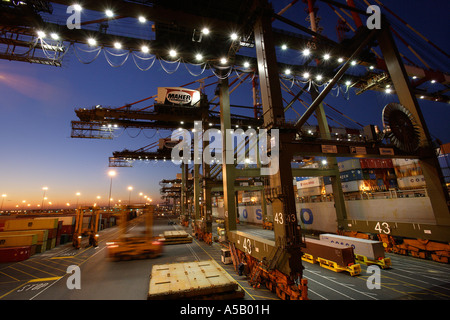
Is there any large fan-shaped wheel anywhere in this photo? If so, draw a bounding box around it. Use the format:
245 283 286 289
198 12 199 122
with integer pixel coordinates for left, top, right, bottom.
382 103 421 153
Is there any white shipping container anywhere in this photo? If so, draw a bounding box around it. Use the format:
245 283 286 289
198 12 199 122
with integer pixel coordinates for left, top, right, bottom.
397 175 426 189
392 158 420 167
297 177 322 188
338 159 362 172
341 180 365 192
298 186 322 197
319 233 385 260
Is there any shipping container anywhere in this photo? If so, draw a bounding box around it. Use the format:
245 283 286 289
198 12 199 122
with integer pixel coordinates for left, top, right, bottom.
297 177 322 188
0 234 38 247
0 246 32 263
298 186 323 197
0 230 48 243
440 143 450 155
392 158 419 167
341 180 366 192
302 238 356 267
340 169 364 182
3 218 59 231
45 238 57 250
438 154 450 168
338 159 361 172
319 234 385 260
397 175 426 189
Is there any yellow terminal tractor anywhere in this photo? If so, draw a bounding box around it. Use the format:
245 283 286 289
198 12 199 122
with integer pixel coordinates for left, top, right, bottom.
106 204 163 261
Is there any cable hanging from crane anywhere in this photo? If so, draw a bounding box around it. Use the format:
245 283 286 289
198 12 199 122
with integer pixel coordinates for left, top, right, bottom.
103 48 130 68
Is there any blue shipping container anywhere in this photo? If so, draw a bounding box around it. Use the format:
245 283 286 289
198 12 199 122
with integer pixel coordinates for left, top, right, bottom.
438 154 450 169
340 169 364 182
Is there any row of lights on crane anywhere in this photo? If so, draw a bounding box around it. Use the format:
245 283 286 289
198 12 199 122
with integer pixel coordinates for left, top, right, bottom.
36 4 440 92
281 48 372 85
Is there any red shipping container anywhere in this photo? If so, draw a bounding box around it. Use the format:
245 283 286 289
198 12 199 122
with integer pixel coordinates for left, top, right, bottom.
47 228 57 239
359 159 369 169
60 225 74 234
0 246 32 262
441 143 450 155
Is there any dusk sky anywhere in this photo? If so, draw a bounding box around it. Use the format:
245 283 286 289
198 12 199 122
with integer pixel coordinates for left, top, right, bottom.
0 0 448 210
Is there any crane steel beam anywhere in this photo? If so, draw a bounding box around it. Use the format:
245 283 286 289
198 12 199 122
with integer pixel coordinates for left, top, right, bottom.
377 23 450 225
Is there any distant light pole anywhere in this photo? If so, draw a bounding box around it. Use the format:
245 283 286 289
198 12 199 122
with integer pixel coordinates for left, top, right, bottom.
108 170 116 210
128 186 133 205
41 187 48 212
1 194 6 211
75 192 81 208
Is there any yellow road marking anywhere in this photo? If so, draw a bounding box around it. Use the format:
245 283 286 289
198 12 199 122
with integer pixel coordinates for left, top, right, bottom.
27 260 67 273
18 262 58 277
28 277 62 282
8 266 39 279
0 271 19 282
0 276 61 299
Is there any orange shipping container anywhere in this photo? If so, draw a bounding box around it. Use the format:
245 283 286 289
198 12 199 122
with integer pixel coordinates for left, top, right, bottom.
4 218 59 231
0 234 38 247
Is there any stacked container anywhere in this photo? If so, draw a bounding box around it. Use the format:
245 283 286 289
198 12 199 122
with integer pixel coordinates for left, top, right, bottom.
392 158 426 190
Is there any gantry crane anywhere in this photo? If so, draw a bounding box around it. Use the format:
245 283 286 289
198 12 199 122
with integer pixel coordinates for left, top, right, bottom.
72 206 100 249
6 0 450 300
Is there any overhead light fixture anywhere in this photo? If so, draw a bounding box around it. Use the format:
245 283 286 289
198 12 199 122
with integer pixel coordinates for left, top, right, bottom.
323 53 330 60
337 57 344 63
201 27 210 35
345 80 351 86
73 4 82 11
50 33 59 40
230 33 238 40
386 88 392 94
302 48 311 56
37 30 46 38
138 16 146 23
195 53 203 61
87 38 97 46
285 69 291 75
243 61 250 68
220 57 227 64
114 42 122 49
105 9 114 17
303 72 310 79
169 49 177 57
351 60 358 66
141 45 149 53
431 80 436 83
369 65 375 70
316 75 323 81
281 44 287 50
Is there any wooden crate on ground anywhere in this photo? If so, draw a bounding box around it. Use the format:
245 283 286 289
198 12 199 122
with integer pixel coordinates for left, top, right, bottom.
148 260 244 300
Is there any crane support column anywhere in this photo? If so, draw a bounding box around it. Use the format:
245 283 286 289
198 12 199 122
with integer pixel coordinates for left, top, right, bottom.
378 24 450 226
219 77 237 233
253 4 303 280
